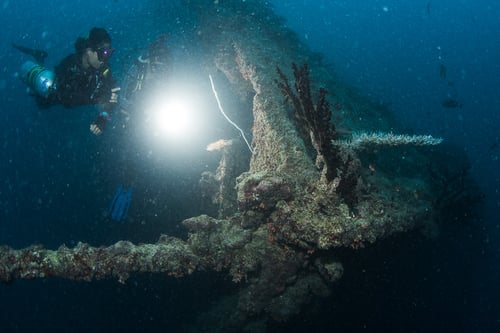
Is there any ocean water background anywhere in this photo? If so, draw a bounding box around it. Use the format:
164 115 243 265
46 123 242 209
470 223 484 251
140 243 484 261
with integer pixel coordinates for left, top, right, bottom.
0 0 498 332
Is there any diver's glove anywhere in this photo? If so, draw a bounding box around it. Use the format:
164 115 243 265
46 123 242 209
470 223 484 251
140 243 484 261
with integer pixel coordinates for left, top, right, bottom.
90 87 120 135
90 111 110 136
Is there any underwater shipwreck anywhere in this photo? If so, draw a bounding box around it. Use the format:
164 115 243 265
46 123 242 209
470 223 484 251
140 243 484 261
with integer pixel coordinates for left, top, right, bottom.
0 1 477 331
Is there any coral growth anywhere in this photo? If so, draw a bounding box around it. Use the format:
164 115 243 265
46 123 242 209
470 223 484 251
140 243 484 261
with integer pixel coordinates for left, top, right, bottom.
340 132 443 150
275 63 341 181
275 63 362 207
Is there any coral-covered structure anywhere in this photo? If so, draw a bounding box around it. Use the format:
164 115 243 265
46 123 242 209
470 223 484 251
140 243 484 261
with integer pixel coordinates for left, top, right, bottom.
0 0 473 331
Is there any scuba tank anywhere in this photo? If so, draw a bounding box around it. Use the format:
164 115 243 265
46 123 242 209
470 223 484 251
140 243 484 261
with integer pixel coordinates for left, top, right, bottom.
20 60 56 98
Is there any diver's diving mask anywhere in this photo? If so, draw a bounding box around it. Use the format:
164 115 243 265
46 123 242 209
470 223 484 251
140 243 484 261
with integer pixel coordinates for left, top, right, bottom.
96 46 114 62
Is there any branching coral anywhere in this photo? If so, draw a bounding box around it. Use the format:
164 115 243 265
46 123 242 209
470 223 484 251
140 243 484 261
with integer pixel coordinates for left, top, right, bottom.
275 63 362 207
275 63 341 182
338 132 443 150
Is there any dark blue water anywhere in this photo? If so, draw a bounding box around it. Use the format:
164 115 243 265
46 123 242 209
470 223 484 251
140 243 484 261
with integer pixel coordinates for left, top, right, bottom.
0 1 498 332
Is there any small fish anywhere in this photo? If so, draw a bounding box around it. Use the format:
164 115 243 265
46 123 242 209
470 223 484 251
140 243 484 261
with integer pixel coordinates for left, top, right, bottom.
441 98 463 108
487 138 499 152
439 63 447 80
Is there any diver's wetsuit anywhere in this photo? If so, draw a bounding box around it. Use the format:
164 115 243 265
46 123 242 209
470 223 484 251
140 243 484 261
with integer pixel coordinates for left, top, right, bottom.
37 53 115 109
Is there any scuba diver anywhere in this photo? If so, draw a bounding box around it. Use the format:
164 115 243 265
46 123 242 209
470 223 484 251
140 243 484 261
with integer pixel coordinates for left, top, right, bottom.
121 33 170 108
14 27 120 135
107 34 171 222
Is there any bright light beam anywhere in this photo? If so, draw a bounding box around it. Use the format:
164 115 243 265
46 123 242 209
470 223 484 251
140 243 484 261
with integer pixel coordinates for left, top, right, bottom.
152 99 190 137
147 95 193 140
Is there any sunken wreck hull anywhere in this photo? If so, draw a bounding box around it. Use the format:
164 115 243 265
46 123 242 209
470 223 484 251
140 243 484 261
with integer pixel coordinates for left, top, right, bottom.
0 1 470 331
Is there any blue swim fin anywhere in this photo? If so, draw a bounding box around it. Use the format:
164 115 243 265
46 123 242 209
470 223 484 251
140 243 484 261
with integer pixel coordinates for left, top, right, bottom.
109 184 133 222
